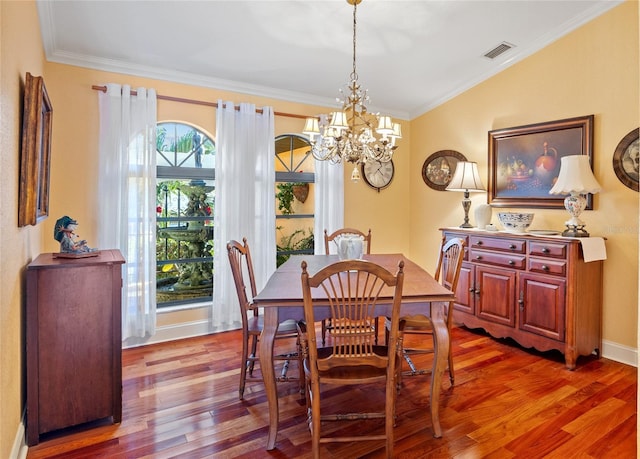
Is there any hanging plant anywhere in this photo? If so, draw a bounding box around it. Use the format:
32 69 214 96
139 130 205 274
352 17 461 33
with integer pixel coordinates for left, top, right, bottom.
276 183 295 214
277 182 309 214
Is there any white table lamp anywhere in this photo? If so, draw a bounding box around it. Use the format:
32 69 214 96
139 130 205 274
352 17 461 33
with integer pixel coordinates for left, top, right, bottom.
446 161 486 228
548 155 601 237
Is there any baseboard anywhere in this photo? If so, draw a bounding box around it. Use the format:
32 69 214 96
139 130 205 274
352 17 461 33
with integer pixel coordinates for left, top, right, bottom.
601 339 637 367
10 410 28 459
122 319 240 349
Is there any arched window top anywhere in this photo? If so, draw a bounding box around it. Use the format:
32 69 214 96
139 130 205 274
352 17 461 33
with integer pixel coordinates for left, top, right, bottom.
157 121 215 169
275 134 314 180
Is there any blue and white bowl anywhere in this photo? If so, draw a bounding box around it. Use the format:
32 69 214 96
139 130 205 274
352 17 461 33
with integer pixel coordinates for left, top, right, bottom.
497 212 534 233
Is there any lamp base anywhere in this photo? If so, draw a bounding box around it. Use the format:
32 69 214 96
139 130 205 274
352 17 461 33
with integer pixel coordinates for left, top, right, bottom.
458 191 473 228
562 224 589 237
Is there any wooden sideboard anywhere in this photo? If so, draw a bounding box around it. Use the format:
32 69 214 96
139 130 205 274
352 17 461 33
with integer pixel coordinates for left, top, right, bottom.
26 249 125 445
441 228 604 369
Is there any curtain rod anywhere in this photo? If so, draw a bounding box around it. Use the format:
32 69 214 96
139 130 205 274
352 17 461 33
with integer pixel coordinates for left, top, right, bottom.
91 85 309 120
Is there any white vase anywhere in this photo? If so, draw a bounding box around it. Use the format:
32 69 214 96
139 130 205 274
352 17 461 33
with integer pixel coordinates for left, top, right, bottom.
474 204 492 229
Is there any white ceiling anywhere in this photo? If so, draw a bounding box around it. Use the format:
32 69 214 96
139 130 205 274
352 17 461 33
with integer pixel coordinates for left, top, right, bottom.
36 0 621 120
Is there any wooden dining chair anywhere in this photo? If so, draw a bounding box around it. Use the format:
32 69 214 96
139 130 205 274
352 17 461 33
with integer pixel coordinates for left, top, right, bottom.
387 236 465 386
298 258 404 459
322 228 376 344
227 238 303 399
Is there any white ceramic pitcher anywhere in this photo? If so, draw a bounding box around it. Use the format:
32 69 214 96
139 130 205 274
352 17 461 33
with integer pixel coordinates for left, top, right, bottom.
334 234 364 260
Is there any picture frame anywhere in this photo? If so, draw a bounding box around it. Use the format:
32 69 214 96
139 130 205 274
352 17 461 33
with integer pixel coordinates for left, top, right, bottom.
488 115 594 209
612 128 639 192
18 72 53 227
421 150 467 191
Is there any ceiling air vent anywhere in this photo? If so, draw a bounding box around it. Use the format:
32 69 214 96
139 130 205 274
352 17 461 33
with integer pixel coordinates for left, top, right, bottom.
484 42 515 59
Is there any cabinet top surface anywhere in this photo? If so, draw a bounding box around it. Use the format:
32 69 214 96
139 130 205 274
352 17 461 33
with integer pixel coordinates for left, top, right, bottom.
439 227 601 243
27 249 126 269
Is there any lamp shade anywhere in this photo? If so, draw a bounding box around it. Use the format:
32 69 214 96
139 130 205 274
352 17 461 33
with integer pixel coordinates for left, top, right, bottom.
446 161 486 192
329 111 349 131
376 116 394 135
549 155 601 195
302 117 320 136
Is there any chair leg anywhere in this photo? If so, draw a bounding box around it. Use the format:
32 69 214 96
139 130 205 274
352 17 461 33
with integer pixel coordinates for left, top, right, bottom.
310 378 322 459
396 331 404 391
321 319 327 345
447 333 455 385
297 335 305 394
374 317 379 345
248 334 258 376
446 303 454 385
385 383 395 458
239 331 250 400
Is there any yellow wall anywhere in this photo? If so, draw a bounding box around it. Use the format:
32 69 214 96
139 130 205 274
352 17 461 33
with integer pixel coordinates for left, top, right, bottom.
0 1 47 457
343 121 412 255
409 1 639 349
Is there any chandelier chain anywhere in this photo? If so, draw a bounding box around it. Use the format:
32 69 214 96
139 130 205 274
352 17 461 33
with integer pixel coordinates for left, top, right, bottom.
351 1 358 83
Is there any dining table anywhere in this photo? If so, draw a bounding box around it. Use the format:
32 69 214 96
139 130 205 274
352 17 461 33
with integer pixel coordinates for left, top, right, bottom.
253 253 455 450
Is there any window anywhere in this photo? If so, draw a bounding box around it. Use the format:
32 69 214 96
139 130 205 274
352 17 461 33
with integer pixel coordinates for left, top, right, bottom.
156 122 215 308
275 134 315 266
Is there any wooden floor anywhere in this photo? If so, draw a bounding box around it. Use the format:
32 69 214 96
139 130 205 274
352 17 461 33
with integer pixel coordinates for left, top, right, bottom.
27 325 636 458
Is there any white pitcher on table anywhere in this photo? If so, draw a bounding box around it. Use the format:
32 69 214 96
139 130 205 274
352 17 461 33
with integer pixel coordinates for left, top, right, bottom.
334 234 364 260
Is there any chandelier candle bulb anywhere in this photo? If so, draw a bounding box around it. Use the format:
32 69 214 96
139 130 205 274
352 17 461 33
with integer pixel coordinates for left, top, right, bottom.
351 165 361 182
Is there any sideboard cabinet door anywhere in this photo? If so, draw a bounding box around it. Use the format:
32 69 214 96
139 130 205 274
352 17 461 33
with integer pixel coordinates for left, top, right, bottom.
519 273 566 341
475 265 517 327
26 249 125 446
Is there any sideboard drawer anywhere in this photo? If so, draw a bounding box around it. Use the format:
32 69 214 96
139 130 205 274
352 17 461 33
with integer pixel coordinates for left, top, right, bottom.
470 236 526 253
469 249 526 269
529 241 568 259
528 257 567 276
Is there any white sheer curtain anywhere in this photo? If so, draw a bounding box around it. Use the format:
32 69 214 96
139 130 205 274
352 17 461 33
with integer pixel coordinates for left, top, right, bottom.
97 84 157 342
314 159 344 254
213 101 275 330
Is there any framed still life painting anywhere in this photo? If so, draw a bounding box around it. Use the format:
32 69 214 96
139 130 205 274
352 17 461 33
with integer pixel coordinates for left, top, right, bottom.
488 115 594 209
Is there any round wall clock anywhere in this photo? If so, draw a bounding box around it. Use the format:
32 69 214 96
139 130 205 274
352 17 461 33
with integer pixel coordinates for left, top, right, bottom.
612 128 639 192
422 150 467 191
362 159 394 192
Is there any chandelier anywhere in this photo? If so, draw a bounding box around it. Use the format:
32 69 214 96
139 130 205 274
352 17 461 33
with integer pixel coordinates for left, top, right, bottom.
302 0 402 182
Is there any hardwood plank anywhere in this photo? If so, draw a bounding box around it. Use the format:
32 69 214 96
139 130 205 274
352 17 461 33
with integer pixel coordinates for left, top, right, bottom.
26 326 636 458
